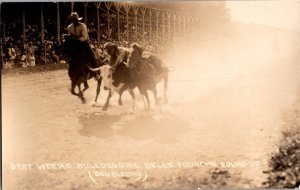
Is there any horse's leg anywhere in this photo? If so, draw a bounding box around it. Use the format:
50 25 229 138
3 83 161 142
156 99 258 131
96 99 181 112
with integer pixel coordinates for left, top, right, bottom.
152 84 159 105
144 90 151 110
138 87 147 110
118 91 124 106
82 81 89 92
163 71 169 104
141 94 147 110
94 78 102 102
103 89 112 111
71 81 78 96
118 84 128 106
128 89 136 112
78 83 87 104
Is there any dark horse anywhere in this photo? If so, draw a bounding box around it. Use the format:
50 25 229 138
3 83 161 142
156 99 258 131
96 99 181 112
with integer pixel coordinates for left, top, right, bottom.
61 35 102 103
127 45 169 110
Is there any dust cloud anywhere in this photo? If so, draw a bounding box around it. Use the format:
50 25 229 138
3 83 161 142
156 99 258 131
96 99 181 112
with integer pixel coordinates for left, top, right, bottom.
161 23 300 105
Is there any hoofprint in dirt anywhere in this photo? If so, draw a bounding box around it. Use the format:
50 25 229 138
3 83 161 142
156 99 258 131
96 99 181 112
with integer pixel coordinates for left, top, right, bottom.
3 32 300 189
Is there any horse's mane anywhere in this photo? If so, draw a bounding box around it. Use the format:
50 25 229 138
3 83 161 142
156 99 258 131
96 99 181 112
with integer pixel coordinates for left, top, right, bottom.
62 35 84 56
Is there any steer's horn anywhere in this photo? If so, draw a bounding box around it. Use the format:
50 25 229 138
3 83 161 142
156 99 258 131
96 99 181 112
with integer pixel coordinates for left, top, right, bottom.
87 65 101 72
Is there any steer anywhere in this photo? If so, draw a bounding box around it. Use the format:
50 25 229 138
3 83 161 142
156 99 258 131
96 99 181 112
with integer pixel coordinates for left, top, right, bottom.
88 63 136 112
88 44 170 111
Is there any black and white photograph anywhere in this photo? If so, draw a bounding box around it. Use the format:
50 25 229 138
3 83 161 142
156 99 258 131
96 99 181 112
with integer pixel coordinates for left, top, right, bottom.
1 1 300 189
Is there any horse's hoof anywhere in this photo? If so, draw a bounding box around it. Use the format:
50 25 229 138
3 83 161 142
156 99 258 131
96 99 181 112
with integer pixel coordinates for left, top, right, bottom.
102 106 108 111
81 98 87 104
92 101 99 107
118 100 123 106
128 109 135 115
155 100 160 105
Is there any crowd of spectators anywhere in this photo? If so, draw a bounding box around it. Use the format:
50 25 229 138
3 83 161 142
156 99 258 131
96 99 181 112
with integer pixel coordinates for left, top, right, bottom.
1 14 173 69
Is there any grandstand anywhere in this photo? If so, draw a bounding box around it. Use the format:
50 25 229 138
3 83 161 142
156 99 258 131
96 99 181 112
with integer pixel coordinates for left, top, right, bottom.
0 2 229 68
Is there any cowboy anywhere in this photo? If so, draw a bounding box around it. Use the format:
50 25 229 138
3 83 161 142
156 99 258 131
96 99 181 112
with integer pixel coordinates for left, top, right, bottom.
7 41 16 68
26 42 36 66
20 49 28 68
129 43 164 74
102 42 131 87
103 42 129 67
67 12 100 79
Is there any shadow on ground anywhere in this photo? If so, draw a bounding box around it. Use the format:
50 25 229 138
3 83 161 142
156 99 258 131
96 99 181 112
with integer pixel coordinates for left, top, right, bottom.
79 111 190 143
78 112 124 138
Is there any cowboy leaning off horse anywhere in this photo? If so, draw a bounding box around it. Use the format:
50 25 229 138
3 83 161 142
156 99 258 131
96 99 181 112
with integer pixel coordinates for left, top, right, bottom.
67 12 100 80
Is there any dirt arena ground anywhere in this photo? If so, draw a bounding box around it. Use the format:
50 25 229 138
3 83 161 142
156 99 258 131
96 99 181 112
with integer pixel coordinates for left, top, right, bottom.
3 30 300 189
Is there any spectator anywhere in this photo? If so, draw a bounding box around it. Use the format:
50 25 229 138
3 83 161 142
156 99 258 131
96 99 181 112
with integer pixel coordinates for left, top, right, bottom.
7 41 16 68
20 49 28 67
47 43 59 64
26 43 36 67
3 9 174 67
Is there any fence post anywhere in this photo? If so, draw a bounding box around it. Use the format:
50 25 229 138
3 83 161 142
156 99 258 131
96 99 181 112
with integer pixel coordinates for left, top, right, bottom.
162 11 165 44
149 9 152 43
141 7 146 43
71 2 74 13
133 6 139 41
1 5 6 46
95 2 101 42
40 3 45 43
172 13 176 41
104 2 112 40
56 2 60 44
178 14 181 40
183 15 186 42
123 3 131 42
155 10 159 45
83 2 88 25
114 2 121 42
0 6 4 69
167 12 171 42
22 6 26 44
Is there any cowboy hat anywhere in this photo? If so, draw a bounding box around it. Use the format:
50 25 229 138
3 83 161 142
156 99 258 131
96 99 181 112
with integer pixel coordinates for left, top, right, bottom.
70 12 83 21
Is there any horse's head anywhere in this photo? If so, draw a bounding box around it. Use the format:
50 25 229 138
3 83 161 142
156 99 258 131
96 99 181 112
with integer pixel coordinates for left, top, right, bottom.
61 34 72 58
61 34 83 61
